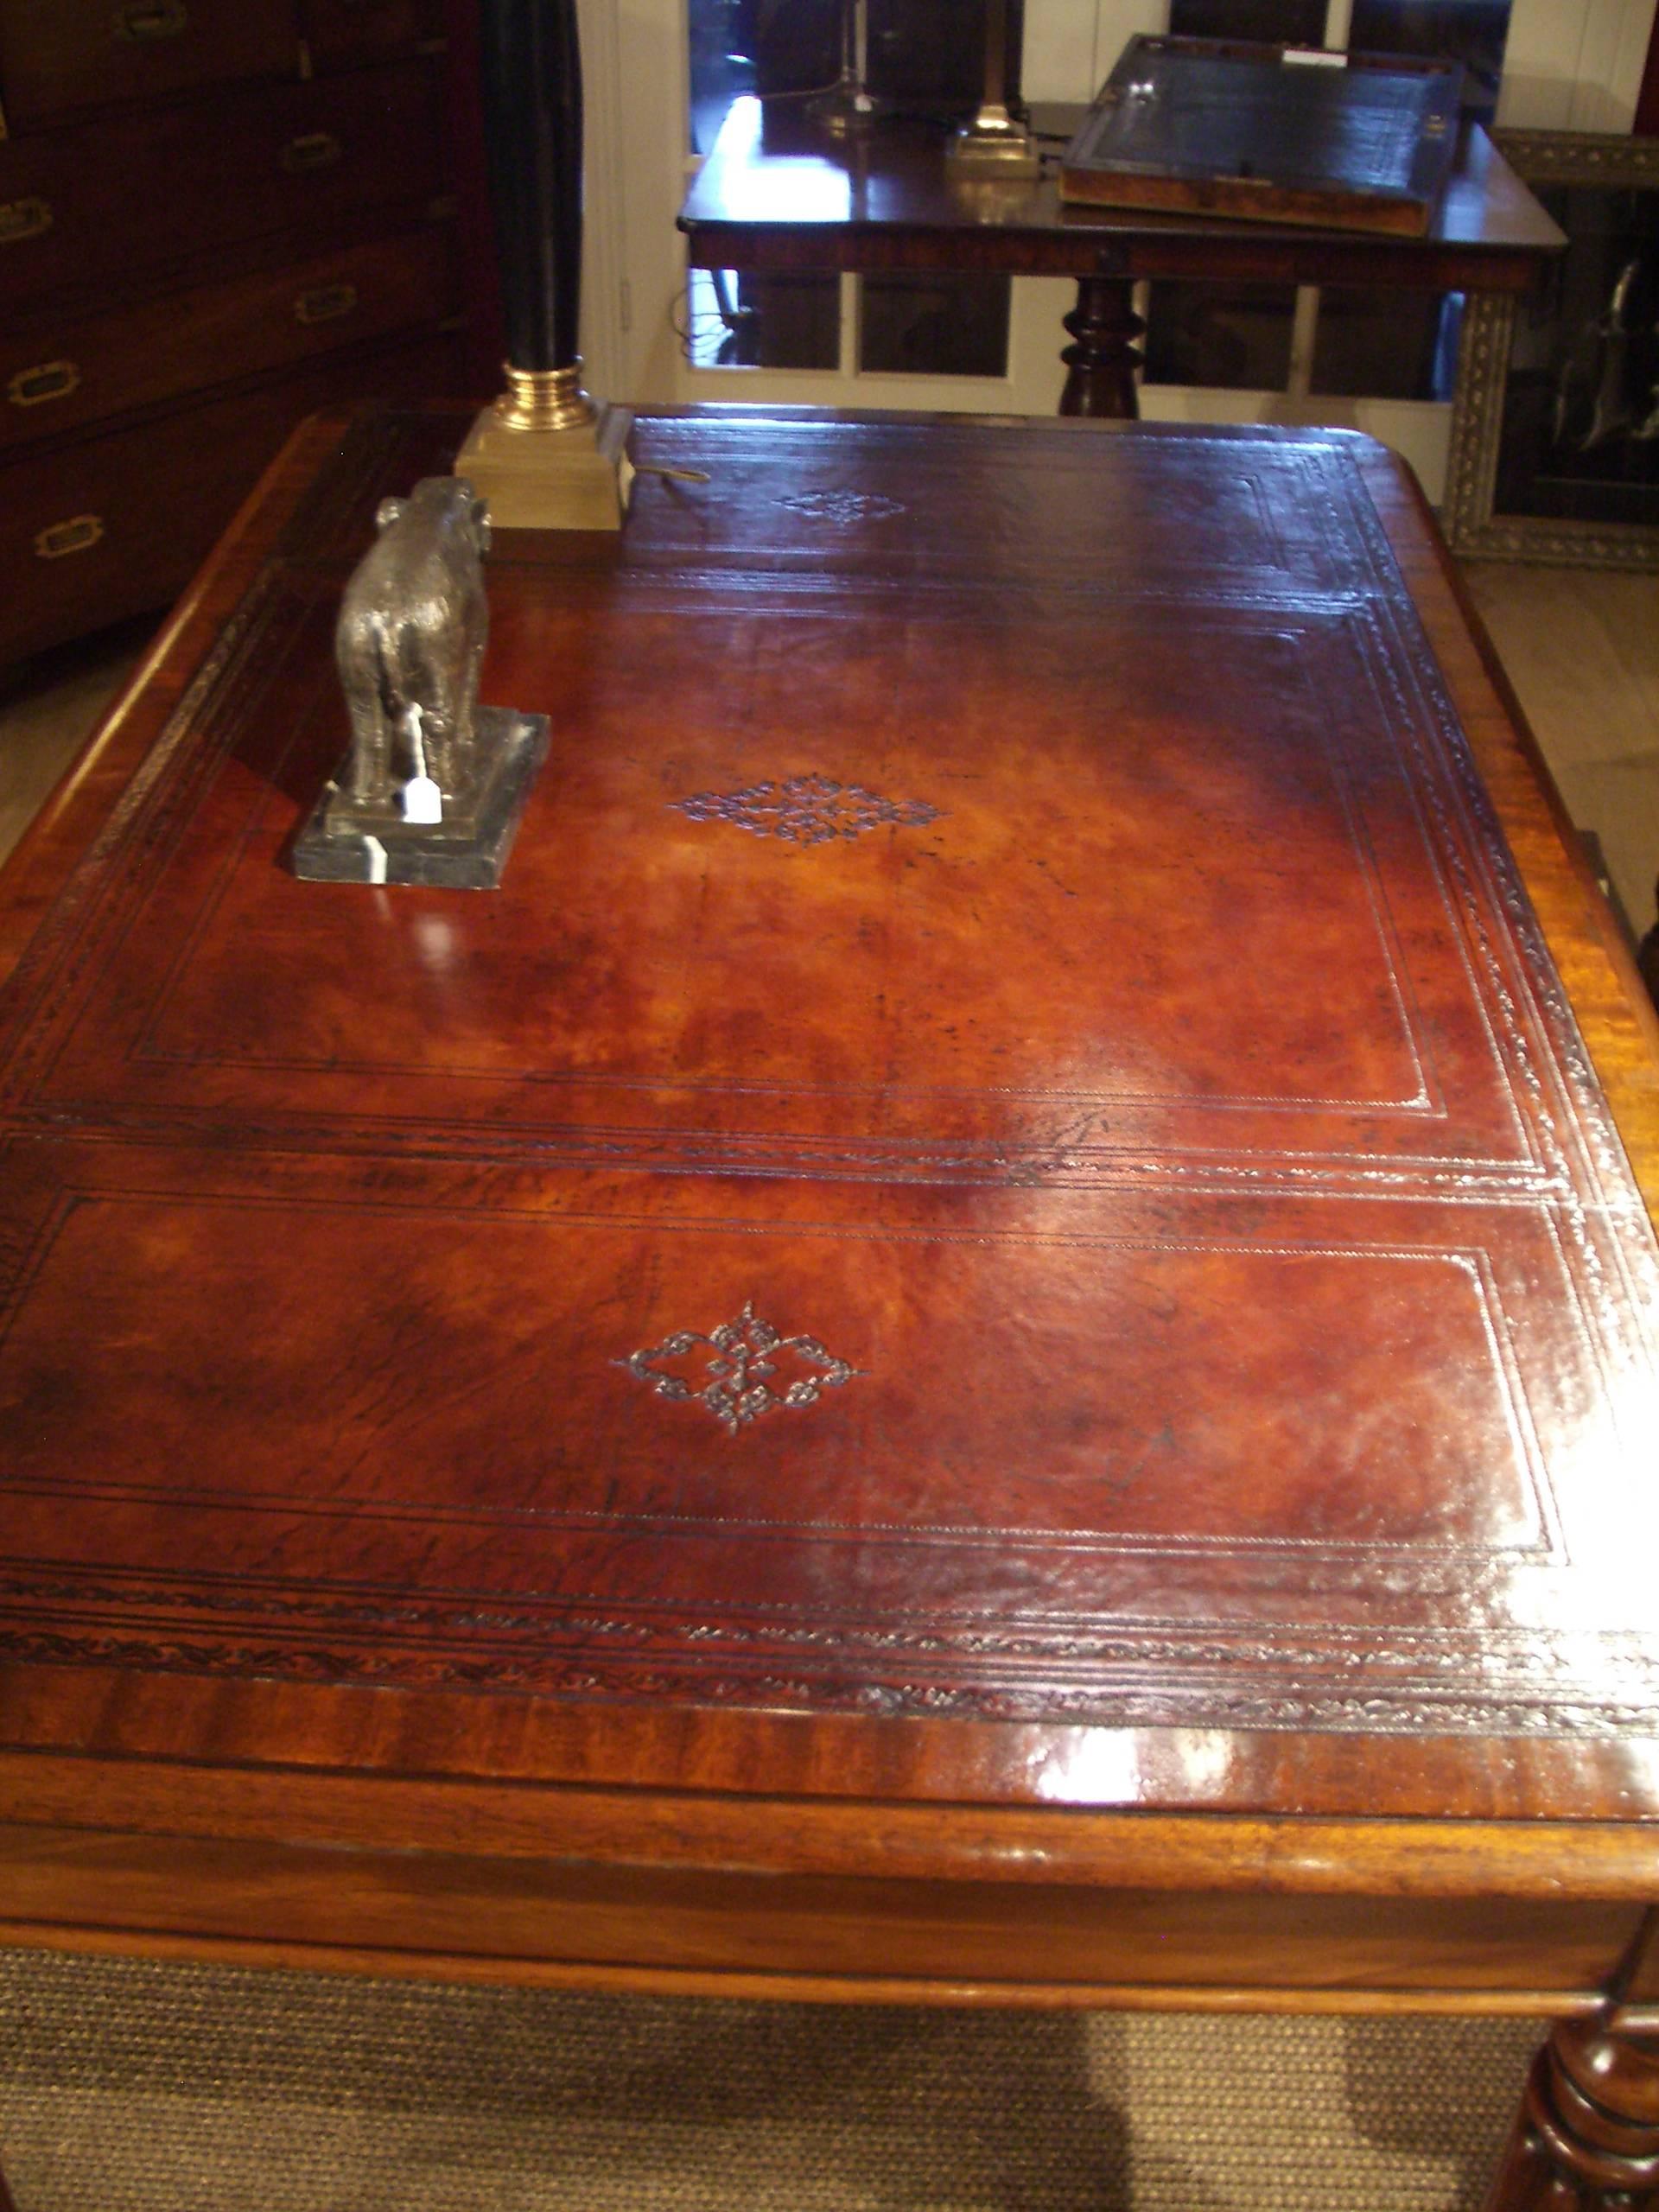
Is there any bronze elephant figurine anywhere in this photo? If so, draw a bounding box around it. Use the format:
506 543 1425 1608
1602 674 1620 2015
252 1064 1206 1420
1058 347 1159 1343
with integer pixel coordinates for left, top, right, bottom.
334 476 493 809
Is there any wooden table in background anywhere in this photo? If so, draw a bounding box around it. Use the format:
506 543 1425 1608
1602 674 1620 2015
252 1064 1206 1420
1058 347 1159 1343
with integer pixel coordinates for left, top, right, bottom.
1 406 1658 2210
678 104 1564 416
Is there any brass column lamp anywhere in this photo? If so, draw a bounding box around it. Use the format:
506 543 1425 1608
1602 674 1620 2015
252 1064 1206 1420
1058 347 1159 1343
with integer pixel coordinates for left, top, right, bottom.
946 0 1039 179
810 0 878 136
454 0 632 530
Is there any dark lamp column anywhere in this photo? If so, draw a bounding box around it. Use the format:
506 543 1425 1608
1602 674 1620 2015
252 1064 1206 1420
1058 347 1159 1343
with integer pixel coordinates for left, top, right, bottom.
479 0 594 430
456 0 633 527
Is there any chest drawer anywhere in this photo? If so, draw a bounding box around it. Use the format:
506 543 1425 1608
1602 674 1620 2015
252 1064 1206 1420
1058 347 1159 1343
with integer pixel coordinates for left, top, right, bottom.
0 330 462 665
0 60 442 311
300 0 442 72
0 0 295 130
0 228 455 454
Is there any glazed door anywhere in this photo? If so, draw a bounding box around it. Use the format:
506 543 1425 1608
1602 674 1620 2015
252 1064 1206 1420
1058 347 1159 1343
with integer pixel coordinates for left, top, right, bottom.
592 0 1139 416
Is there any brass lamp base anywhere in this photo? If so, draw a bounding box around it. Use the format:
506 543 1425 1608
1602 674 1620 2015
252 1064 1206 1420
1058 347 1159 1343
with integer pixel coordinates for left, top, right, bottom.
808 76 878 137
945 106 1042 180
454 363 634 531
493 362 598 431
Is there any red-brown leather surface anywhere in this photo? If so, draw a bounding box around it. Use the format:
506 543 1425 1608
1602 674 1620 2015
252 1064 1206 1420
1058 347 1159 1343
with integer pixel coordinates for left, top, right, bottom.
1 410 1656 1819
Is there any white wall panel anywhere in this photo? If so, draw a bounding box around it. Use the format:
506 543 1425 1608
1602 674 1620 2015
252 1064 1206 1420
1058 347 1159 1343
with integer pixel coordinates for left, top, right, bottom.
1022 0 1105 99
1086 0 1168 87
1498 0 1656 130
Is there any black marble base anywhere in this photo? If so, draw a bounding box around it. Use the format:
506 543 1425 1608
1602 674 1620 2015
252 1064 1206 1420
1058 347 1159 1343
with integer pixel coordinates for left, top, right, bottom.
290 709 550 889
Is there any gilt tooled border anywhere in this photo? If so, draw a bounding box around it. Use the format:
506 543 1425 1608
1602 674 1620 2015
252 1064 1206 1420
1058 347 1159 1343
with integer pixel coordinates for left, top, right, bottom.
0 1598 1656 1736
0 1101 1578 1201
1339 476 1659 1358
15 1566 1656 1681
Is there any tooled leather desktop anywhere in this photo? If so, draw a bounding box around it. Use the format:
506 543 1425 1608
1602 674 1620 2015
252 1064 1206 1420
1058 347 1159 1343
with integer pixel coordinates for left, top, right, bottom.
1 406 1657 2209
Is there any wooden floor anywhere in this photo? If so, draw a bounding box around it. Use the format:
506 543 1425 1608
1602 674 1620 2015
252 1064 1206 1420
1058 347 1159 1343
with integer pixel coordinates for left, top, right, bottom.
2 569 1656 947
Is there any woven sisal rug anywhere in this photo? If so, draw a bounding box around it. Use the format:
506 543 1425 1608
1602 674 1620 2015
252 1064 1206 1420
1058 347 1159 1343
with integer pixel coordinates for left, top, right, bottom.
0 1948 1542 2209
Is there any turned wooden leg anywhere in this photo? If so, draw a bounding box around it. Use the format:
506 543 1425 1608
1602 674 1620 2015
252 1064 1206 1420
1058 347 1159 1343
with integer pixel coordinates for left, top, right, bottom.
1483 2018 1659 2209
1058 276 1144 419
1065 276 1141 417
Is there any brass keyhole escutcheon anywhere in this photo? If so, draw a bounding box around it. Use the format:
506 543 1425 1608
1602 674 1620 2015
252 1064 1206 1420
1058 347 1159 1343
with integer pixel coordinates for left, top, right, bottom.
0 199 54 246
295 283 359 326
34 515 105 560
8 360 81 409
280 131 344 174
113 0 188 40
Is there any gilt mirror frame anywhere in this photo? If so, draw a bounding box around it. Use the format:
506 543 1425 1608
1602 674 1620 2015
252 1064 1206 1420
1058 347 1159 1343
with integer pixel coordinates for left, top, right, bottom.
1443 128 1659 569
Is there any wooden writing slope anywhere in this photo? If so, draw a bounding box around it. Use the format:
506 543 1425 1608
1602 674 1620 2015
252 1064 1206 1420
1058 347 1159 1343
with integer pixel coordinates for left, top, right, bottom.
1 408 1658 2208
1061 35 1465 235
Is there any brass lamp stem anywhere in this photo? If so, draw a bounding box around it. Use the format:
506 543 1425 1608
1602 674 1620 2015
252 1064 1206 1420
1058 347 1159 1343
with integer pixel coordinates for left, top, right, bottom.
946 0 1039 176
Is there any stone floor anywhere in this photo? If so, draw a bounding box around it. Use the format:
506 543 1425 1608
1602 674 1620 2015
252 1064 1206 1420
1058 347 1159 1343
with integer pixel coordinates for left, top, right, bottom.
1461 563 1659 949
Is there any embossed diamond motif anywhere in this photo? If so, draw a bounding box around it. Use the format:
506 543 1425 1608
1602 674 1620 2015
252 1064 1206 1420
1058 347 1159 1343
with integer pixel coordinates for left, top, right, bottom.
780 490 905 524
673 773 939 845
617 1300 861 1436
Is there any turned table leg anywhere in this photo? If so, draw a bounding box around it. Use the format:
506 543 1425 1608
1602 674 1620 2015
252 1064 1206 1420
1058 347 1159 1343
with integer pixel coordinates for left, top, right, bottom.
1058 276 1144 419
1483 2017 1659 2209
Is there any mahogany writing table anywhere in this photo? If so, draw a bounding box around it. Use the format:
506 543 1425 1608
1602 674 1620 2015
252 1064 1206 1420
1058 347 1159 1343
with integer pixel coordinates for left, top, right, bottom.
1 406 1658 2209
678 102 1563 416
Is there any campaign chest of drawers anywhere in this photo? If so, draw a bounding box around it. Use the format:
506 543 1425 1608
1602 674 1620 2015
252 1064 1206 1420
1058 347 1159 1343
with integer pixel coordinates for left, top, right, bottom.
0 0 466 664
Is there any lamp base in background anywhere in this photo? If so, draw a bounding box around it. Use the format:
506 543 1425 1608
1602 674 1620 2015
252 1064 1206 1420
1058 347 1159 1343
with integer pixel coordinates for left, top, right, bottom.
946 106 1041 178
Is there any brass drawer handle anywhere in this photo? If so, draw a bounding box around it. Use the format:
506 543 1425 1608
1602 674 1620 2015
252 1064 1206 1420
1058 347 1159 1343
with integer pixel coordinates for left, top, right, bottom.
113 0 188 40
35 515 105 560
0 198 54 246
295 282 359 325
280 131 344 174
8 360 82 408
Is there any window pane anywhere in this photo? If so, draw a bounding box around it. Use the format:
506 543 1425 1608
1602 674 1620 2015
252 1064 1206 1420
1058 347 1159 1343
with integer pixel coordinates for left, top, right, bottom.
1346 0 1512 123
1142 283 1297 391
684 270 841 371
689 0 759 156
859 274 1010 378
1312 289 1463 398
743 0 1024 115
1169 1 1325 44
